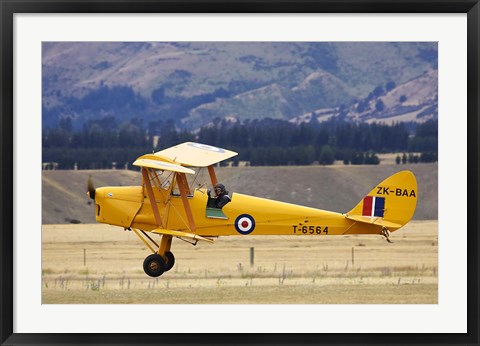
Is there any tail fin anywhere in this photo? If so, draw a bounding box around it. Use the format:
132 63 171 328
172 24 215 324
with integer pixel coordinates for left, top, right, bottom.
346 170 417 231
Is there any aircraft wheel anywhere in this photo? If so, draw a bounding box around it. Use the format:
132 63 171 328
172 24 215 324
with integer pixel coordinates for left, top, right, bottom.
164 251 175 272
143 254 165 277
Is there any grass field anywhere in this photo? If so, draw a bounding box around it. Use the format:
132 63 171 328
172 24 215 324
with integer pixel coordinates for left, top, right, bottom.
42 220 438 304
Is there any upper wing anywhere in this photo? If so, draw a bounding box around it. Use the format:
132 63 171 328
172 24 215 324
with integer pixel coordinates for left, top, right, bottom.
153 142 238 167
133 155 195 174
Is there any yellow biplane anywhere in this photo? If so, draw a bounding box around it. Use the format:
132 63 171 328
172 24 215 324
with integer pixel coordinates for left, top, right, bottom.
87 142 417 277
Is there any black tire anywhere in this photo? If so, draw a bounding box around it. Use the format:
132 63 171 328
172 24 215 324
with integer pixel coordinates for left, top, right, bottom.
164 251 175 272
143 254 165 277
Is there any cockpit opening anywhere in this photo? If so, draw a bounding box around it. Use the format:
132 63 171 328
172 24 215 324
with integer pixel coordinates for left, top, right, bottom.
144 167 212 198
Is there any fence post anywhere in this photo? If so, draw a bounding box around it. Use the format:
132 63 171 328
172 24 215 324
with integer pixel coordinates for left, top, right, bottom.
250 247 254 267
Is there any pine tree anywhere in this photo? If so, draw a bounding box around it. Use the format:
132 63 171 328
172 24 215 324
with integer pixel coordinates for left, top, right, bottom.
319 145 335 165
396 155 401 165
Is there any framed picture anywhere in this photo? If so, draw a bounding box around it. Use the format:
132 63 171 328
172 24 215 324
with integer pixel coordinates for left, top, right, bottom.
1 1 478 345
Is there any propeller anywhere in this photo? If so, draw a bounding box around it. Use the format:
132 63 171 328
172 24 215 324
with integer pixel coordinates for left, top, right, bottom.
87 176 96 200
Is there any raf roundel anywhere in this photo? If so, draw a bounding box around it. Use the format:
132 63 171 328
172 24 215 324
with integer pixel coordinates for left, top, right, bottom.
235 214 256 235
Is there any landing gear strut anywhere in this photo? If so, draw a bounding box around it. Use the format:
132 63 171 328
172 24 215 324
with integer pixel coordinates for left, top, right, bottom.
131 229 176 277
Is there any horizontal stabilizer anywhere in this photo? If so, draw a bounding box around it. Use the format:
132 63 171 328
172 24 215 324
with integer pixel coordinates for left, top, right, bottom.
344 214 402 229
150 228 215 243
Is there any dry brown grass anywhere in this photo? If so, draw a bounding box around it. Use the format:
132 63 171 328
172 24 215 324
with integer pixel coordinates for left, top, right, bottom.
42 220 438 304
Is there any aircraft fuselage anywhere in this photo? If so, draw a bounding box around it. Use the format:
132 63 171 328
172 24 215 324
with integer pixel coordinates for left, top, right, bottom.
95 186 385 237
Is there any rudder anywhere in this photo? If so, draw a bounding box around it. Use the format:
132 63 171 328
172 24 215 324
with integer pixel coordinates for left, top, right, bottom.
346 170 418 231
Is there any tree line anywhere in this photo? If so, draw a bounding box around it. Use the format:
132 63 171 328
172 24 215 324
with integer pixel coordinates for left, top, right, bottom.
42 118 437 169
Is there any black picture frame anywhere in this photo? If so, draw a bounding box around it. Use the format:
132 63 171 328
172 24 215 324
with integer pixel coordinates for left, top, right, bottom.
1 1 478 345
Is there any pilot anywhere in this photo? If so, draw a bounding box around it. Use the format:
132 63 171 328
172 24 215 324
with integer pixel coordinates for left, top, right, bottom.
209 183 231 209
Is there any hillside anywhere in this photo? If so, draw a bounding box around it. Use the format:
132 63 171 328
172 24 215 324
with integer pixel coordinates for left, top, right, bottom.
290 70 437 125
42 42 437 130
42 163 437 224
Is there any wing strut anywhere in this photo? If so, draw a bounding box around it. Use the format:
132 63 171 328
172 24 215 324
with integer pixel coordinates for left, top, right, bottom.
207 165 218 187
176 172 196 233
141 167 164 228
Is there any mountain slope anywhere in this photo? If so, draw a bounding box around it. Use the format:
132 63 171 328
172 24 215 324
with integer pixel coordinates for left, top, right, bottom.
42 42 437 130
290 69 438 125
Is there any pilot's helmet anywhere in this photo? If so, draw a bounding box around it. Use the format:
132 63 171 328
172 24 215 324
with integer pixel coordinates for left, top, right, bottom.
214 183 226 193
